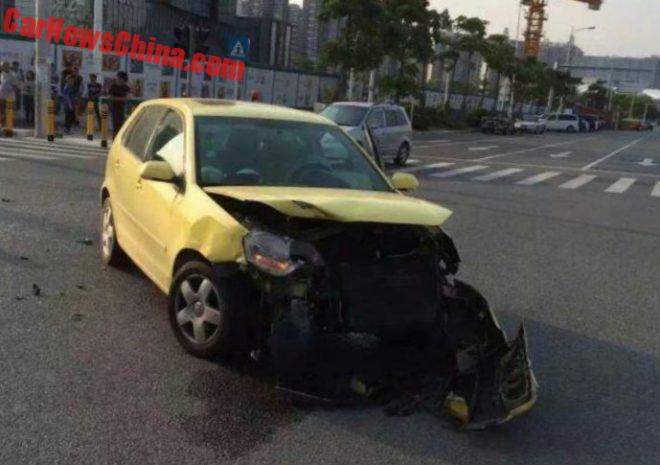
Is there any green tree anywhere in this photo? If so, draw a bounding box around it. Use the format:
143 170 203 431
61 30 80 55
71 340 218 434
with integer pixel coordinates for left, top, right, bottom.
454 16 488 113
479 34 515 111
581 80 609 109
379 0 445 103
320 0 385 99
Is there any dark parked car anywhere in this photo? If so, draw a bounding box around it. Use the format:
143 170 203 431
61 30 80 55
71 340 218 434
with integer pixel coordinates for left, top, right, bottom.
481 115 516 135
581 115 601 131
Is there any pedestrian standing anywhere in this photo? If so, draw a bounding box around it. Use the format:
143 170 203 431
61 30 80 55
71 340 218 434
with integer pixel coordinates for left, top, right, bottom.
0 61 19 130
11 61 24 112
62 75 76 134
87 74 102 129
23 70 35 126
108 71 131 139
71 67 83 126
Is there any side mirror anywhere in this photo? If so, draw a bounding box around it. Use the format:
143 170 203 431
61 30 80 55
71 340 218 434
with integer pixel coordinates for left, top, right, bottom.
391 172 419 191
140 160 176 182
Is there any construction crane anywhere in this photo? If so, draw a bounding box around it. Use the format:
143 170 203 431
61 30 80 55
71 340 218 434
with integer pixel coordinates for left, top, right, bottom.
522 0 603 58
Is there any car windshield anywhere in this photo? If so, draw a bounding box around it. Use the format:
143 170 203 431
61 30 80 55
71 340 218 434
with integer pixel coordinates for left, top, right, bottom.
319 105 368 127
195 116 392 192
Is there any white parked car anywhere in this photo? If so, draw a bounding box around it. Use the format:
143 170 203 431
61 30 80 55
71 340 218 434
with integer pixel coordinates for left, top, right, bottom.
541 114 580 133
515 115 546 134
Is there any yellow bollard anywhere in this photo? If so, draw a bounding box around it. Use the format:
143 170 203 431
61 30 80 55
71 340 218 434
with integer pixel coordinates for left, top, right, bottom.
3 97 14 137
86 100 95 141
100 103 109 148
47 99 56 142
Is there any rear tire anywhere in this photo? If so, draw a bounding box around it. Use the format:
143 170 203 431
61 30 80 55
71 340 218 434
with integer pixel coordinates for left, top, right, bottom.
101 198 126 267
566 125 576 133
395 142 410 166
168 260 235 359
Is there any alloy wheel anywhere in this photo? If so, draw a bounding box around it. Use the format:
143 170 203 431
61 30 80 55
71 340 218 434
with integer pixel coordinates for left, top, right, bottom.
174 275 224 345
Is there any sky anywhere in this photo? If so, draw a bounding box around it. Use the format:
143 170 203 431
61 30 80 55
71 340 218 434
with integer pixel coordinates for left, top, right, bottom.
290 0 659 58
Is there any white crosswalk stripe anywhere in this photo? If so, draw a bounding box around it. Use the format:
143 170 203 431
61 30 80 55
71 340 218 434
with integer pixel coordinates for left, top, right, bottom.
516 171 561 186
605 178 636 194
0 137 107 162
652 182 660 198
430 165 489 179
559 174 597 190
0 156 10 162
403 162 455 173
473 168 523 182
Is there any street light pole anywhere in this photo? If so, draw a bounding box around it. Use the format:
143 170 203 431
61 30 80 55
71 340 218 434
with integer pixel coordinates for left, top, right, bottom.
564 26 595 69
35 0 51 138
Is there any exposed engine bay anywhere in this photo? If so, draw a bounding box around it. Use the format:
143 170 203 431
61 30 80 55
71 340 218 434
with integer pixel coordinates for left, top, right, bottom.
212 194 538 429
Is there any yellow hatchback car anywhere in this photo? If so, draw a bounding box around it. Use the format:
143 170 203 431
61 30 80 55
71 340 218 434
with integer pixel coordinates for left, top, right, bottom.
100 99 536 427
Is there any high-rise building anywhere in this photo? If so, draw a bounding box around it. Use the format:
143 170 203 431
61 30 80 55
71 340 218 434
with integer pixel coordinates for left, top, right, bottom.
302 0 321 62
288 4 305 60
240 0 289 21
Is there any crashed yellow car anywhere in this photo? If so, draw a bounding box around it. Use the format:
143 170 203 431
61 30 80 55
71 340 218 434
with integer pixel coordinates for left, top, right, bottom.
100 99 536 428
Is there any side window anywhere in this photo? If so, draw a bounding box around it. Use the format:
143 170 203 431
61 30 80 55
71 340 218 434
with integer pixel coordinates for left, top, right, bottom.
146 110 185 175
385 110 398 127
366 110 384 128
123 107 167 159
548 115 557 121
396 109 409 126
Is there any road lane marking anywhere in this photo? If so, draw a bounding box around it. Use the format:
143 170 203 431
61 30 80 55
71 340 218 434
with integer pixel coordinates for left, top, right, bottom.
473 137 595 162
605 178 636 194
550 151 572 158
0 156 9 162
473 168 523 182
468 145 499 152
581 138 643 171
652 182 660 197
516 171 561 186
0 139 108 155
403 162 455 173
0 151 57 161
637 158 657 167
430 165 489 179
559 174 597 190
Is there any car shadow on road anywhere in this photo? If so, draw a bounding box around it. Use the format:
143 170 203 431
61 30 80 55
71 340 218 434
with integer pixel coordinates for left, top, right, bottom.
303 317 660 465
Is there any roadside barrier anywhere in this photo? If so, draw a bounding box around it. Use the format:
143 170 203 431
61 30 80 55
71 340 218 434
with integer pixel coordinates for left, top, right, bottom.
100 104 109 148
47 99 55 142
86 101 95 141
3 97 14 137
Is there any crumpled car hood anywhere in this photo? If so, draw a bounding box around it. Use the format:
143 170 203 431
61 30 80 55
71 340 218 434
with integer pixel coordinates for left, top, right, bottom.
203 186 452 226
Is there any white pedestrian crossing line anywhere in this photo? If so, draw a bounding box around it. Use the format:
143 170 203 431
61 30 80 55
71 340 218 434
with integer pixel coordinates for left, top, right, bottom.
0 156 9 162
468 146 499 152
430 165 489 179
605 178 636 194
651 182 660 198
403 162 455 173
473 168 523 182
516 171 561 186
0 139 106 162
559 174 597 190
0 152 57 161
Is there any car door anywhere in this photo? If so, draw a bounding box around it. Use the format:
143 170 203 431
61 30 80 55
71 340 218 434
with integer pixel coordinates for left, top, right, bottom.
366 108 387 157
111 106 166 264
546 114 559 131
133 108 185 287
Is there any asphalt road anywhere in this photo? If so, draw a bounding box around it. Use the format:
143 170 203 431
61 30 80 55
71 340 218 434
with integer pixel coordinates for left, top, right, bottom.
1 129 659 465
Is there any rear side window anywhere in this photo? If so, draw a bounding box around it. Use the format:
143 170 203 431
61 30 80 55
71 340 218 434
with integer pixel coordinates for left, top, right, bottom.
366 110 385 128
396 109 409 126
559 115 576 121
385 110 399 127
123 107 167 159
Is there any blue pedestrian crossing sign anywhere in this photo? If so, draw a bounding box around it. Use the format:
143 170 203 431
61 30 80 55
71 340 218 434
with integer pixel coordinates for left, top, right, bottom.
228 37 249 60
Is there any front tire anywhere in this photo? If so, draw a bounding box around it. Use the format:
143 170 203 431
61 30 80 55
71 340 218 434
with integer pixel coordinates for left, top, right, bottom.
395 142 410 166
566 125 576 133
169 261 233 359
101 198 125 266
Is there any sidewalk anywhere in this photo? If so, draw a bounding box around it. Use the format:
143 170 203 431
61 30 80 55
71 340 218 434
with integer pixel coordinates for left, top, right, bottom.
0 124 109 149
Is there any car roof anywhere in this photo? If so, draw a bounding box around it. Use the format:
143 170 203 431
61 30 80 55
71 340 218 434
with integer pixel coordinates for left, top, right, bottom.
141 98 334 125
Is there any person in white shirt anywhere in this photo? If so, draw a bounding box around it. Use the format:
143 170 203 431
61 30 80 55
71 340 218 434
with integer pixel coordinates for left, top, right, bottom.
0 61 19 129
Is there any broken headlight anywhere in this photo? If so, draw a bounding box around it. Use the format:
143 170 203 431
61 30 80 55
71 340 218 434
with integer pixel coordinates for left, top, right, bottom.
244 230 302 277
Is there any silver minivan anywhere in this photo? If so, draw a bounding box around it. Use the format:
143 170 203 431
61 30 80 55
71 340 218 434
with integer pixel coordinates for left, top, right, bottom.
320 102 413 166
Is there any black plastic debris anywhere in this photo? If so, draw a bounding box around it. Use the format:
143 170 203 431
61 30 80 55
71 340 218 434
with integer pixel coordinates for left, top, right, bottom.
77 238 94 246
1 198 10 203
71 313 84 322
15 295 24 301
32 284 41 297
19 256 29 261
76 284 85 290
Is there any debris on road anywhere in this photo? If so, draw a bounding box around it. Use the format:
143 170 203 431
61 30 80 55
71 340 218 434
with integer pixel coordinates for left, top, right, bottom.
15 295 24 301
76 284 85 290
77 238 94 246
32 284 41 297
71 313 84 322
1 197 10 203
19 256 29 261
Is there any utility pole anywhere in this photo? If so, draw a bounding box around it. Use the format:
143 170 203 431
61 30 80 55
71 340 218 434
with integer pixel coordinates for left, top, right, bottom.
367 70 375 103
93 0 103 75
35 0 51 138
629 93 636 119
546 61 558 114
